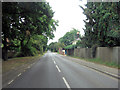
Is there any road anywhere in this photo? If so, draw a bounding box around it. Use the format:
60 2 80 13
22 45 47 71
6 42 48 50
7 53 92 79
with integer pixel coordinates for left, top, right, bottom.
6 51 118 88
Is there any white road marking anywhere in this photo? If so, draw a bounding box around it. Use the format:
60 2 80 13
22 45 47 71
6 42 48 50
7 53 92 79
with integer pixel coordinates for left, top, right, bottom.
8 80 14 85
62 77 71 90
30 65 32 67
28 66 30 68
56 65 61 72
54 61 56 64
17 73 22 77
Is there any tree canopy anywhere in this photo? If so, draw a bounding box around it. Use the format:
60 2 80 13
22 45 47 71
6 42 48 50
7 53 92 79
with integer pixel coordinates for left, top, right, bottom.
78 2 120 48
2 2 58 60
59 28 80 46
48 42 65 52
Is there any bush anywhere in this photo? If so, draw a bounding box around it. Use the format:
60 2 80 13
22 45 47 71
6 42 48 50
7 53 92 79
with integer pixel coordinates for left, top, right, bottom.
64 44 77 49
21 44 38 57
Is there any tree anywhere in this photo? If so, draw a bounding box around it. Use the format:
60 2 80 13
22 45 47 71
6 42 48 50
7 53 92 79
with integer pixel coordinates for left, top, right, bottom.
59 28 80 46
2 2 58 60
48 42 65 52
80 2 120 48
49 42 57 52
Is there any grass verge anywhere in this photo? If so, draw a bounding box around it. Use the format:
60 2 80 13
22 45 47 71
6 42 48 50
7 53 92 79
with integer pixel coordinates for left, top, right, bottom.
70 56 120 69
2 54 43 73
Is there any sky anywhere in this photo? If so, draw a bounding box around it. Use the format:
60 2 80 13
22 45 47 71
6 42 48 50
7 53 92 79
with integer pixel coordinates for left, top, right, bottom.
47 0 87 45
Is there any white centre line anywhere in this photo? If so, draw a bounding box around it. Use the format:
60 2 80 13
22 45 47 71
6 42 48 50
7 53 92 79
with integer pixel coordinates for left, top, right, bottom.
56 65 61 72
62 77 71 90
28 66 30 68
17 73 22 77
8 80 14 85
54 61 56 64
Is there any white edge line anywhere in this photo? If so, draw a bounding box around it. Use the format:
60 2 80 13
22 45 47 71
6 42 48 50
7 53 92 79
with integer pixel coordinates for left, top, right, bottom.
18 73 22 77
8 80 14 85
62 77 71 89
56 65 61 72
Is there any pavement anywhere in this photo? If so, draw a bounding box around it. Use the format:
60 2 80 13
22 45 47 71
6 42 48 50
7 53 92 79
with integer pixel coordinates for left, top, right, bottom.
2 51 119 88
61 54 119 79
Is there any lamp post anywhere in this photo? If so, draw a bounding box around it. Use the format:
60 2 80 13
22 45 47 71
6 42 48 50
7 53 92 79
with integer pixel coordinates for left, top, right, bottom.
74 33 75 56
74 32 80 56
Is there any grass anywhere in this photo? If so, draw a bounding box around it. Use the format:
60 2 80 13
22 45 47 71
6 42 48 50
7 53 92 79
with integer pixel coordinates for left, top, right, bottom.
71 56 120 69
57 51 59 54
2 54 42 73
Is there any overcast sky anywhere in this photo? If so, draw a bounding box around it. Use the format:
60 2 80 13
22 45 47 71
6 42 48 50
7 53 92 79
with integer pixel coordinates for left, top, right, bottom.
47 0 87 45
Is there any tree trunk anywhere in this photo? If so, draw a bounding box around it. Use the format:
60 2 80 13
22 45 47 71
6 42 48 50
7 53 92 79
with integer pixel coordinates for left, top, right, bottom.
25 36 30 45
2 36 8 61
2 47 8 61
20 39 24 56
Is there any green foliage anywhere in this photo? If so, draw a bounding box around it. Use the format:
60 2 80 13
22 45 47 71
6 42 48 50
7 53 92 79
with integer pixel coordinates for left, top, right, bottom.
64 44 77 49
2 2 58 60
49 42 57 52
20 35 47 56
59 28 80 46
72 56 120 68
49 42 65 52
87 58 120 69
21 44 38 56
76 40 86 48
79 2 120 48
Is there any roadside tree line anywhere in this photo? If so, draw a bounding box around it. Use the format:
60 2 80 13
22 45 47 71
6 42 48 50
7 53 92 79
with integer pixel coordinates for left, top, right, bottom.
48 28 80 52
49 2 120 52
2 2 58 60
79 2 120 48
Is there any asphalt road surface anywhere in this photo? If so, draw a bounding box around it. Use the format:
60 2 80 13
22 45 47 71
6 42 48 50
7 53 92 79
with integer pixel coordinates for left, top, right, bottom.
6 51 118 88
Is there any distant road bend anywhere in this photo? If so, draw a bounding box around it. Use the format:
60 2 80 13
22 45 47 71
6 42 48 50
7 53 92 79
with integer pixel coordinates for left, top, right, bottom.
6 51 118 88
